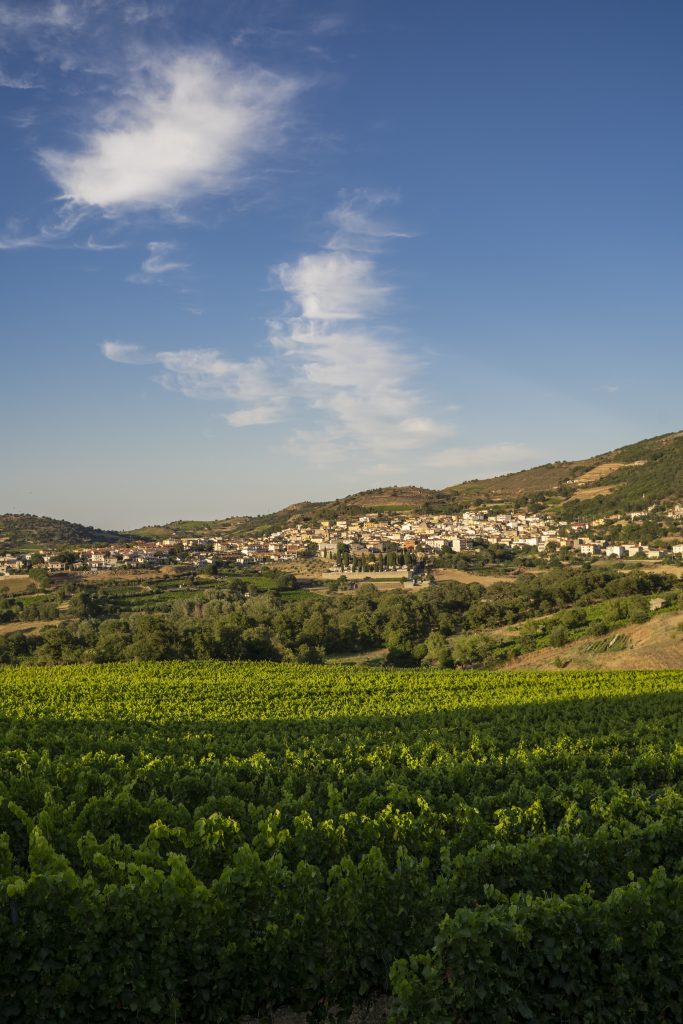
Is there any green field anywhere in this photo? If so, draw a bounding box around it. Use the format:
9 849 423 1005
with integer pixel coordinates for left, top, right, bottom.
1 663 683 1022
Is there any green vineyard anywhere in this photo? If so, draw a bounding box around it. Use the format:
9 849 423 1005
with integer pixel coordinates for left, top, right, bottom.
1 663 683 1022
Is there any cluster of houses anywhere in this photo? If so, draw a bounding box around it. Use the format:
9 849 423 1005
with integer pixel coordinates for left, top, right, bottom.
1 505 682 578
268 508 683 565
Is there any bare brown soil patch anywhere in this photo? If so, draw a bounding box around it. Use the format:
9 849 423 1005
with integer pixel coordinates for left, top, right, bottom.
0 619 60 636
507 610 683 671
646 564 683 579
0 575 33 595
433 568 515 587
571 485 615 501
573 461 643 486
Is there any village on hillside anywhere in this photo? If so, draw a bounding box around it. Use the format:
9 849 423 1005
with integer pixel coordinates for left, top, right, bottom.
2 503 683 578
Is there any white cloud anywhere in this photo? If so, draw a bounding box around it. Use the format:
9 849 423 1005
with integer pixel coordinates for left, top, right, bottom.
40 50 301 212
128 241 187 282
0 68 39 89
122 2 164 24
223 405 280 427
0 202 87 249
101 192 461 463
424 443 536 470
143 241 186 274
326 189 411 252
0 232 43 250
311 14 347 35
268 194 453 459
10 109 38 129
83 235 125 251
101 341 151 364
275 251 391 321
0 2 78 31
155 349 267 401
102 342 284 424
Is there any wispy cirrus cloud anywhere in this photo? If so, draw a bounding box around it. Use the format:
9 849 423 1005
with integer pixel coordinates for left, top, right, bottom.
101 191 528 475
82 235 126 251
0 68 40 89
310 14 347 35
0 212 78 248
102 192 452 453
274 251 391 321
266 190 451 458
101 342 285 425
325 189 411 252
40 49 302 214
101 341 152 365
127 241 187 283
0 1 79 32
0 232 43 250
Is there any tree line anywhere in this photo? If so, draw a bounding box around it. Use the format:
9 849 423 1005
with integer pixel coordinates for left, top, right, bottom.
0 565 677 669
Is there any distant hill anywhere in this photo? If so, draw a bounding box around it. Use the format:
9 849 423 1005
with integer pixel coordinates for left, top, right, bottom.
138 432 683 538
7 431 682 547
134 486 443 540
0 514 131 554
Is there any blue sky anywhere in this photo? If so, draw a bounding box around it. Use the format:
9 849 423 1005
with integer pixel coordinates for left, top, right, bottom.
1 0 682 529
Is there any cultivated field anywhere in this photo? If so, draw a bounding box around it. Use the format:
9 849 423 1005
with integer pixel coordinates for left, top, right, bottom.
0 574 32 594
1 663 682 1022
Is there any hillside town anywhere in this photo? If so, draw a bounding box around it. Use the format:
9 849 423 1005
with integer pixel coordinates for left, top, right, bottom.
2 504 683 577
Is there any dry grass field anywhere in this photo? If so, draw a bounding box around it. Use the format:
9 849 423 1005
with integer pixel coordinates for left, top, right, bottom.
573 461 636 486
0 575 33 595
0 619 60 636
508 610 683 671
570 485 616 500
432 567 514 587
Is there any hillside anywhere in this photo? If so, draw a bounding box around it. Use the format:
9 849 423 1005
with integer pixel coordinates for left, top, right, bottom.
134 486 443 540
507 607 683 671
443 430 683 516
0 514 132 554
6 431 682 548
218 430 683 531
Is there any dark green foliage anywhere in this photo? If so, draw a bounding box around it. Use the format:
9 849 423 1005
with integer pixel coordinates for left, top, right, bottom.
561 432 683 520
390 870 683 1023
0 513 133 554
1 665 683 1020
1 564 677 668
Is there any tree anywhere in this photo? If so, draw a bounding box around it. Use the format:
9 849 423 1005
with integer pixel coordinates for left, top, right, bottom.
421 631 453 668
28 567 49 588
70 589 104 619
336 543 350 568
549 624 569 647
126 615 182 661
450 633 495 669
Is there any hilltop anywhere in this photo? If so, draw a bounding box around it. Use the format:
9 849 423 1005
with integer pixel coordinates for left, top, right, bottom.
442 430 683 515
0 514 132 554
